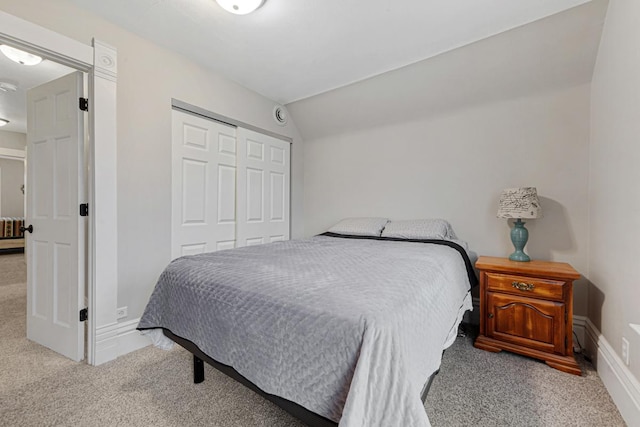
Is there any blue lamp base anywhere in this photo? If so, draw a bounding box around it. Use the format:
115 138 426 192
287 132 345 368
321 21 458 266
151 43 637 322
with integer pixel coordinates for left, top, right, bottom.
509 219 531 262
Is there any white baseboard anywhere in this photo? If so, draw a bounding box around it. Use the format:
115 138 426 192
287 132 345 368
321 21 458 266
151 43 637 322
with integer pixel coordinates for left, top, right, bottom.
585 318 640 427
94 318 151 365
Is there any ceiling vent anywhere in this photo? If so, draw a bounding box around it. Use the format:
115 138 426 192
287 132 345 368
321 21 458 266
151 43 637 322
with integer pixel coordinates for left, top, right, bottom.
273 105 288 126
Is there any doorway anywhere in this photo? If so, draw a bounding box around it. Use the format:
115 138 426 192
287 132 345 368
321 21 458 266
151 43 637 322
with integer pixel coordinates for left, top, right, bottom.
0 146 26 349
0 10 118 365
1 47 87 360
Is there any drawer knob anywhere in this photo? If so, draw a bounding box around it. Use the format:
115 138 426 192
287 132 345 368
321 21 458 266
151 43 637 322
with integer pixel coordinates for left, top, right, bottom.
512 281 535 291
488 313 494 318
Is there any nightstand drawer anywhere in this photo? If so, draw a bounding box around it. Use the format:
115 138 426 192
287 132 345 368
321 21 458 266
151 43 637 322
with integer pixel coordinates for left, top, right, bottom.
485 272 564 301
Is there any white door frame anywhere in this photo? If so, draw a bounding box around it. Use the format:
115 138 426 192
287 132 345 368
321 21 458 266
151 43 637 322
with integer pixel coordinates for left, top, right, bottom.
0 11 118 365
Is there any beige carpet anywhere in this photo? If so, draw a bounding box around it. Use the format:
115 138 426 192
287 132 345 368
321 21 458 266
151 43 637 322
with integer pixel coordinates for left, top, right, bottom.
0 257 302 427
0 253 626 426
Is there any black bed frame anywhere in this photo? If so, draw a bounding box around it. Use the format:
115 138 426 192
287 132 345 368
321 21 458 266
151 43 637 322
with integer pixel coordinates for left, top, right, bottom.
162 328 440 426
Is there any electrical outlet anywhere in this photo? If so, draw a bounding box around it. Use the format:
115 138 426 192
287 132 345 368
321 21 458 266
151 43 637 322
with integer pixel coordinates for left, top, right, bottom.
622 337 630 366
116 306 128 320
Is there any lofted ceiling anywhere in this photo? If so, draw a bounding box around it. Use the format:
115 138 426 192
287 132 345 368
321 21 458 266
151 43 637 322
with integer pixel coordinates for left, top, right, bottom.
288 0 608 140
68 0 593 104
0 0 601 135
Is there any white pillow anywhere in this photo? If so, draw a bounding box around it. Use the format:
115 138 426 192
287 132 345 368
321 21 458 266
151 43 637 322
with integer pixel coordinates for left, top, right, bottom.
381 219 457 240
327 217 389 237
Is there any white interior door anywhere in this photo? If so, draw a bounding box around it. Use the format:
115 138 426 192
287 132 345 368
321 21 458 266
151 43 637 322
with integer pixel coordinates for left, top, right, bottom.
236 128 290 247
171 110 237 259
26 71 86 362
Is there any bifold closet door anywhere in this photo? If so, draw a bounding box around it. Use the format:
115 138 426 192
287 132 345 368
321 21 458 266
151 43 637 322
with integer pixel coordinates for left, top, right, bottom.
171 110 237 259
236 128 290 247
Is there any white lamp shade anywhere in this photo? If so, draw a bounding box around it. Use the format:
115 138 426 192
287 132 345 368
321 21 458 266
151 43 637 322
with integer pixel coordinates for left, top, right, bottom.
0 45 42 66
497 187 542 219
216 0 265 15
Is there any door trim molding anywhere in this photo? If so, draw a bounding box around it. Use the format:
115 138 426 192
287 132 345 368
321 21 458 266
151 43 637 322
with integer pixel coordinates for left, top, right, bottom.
0 10 118 365
172 98 293 144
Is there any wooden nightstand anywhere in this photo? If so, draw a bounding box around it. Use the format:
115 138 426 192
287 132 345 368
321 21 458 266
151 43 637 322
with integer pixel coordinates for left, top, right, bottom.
474 256 581 375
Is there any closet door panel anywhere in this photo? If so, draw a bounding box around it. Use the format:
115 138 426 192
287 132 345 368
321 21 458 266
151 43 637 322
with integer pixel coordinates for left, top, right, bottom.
236 128 290 247
171 110 237 259
217 164 236 224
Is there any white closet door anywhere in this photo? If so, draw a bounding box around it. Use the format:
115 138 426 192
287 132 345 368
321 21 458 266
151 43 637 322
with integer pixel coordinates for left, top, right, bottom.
236 128 290 247
171 110 237 259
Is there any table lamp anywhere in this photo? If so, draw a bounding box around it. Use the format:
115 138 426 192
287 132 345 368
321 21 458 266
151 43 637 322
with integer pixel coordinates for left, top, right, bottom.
497 187 542 262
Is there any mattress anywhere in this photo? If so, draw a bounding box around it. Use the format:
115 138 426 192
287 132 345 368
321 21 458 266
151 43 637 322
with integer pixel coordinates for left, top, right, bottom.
138 234 475 426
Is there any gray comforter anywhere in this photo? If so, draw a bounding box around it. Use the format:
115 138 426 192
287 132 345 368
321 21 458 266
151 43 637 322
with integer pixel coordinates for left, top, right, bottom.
138 235 473 426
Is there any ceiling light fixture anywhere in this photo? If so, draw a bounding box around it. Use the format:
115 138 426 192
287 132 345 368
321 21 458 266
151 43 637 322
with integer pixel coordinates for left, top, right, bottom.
0 45 43 66
0 82 18 92
216 0 265 15
0 118 9 127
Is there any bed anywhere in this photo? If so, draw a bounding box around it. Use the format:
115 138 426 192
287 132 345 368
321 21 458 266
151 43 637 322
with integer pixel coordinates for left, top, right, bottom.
138 219 477 427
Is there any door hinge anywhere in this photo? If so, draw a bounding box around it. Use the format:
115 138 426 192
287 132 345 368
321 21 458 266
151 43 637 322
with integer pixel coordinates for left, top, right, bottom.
79 97 88 112
79 308 88 322
79 203 89 216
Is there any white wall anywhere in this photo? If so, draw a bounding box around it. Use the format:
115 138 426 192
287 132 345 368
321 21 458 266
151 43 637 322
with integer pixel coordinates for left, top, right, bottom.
0 131 26 218
0 158 24 217
0 130 26 150
296 85 591 314
589 0 640 381
0 130 27 150
288 4 605 316
0 0 304 322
